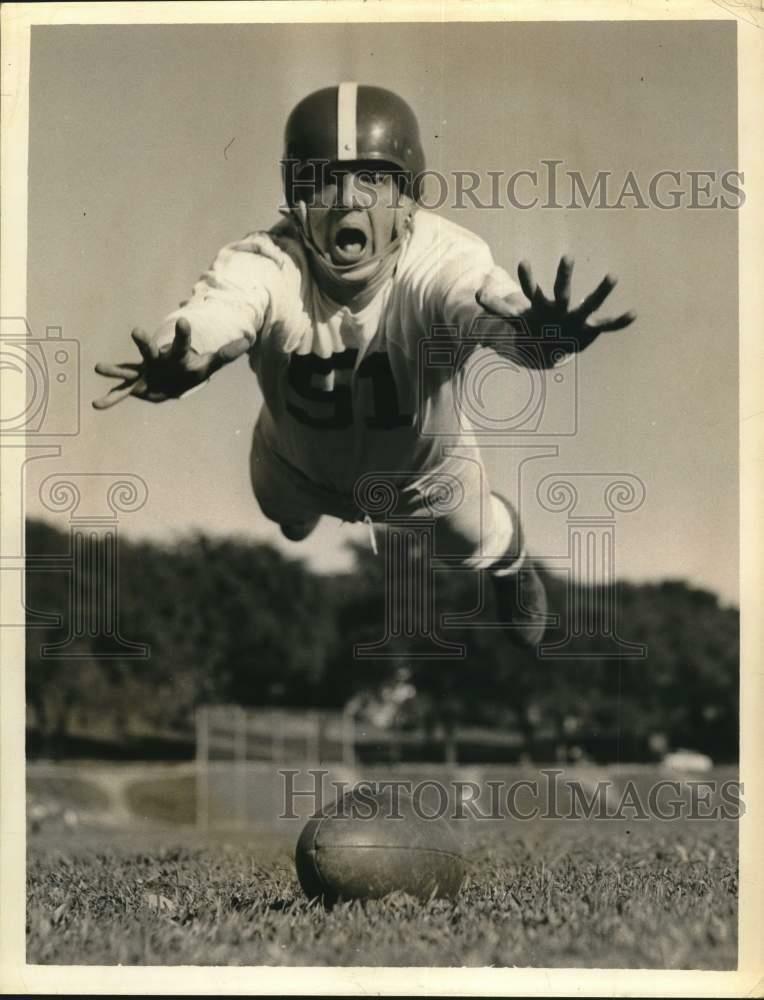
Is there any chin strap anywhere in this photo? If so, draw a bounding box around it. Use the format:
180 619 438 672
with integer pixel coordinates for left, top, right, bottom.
287 202 414 289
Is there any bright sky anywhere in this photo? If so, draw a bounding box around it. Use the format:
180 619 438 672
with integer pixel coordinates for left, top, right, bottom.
23 20 739 604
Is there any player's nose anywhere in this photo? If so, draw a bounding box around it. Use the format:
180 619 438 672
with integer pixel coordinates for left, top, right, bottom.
338 171 374 209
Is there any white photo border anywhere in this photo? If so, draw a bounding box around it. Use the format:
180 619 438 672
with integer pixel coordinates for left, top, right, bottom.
1 1 761 995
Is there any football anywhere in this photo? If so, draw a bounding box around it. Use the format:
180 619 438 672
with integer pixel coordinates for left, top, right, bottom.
295 785 467 903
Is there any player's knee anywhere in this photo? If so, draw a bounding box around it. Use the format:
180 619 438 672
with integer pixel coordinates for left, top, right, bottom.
281 516 321 542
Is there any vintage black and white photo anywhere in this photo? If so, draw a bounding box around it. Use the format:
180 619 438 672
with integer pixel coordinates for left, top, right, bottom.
1 2 761 995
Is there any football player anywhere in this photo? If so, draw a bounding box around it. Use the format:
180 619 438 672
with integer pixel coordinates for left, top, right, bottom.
94 83 635 648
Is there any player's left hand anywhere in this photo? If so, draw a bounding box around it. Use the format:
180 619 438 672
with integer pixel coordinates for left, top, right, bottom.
476 256 636 367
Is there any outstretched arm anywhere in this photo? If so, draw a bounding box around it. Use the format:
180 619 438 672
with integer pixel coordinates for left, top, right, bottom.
476 256 636 368
92 318 252 410
92 236 290 410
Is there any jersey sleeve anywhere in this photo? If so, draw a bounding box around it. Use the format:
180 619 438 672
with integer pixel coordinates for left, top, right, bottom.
439 252 520 335
413 224 571 370
409 223 520 341
151 233 303 356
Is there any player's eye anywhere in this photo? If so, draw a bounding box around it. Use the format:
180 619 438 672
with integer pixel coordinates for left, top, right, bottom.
291 163 335 205
356 170 391 186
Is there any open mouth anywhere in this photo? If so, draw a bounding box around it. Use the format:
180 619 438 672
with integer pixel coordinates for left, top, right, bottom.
331 225 370 264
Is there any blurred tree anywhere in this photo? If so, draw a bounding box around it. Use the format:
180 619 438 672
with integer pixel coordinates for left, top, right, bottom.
24 519 739 761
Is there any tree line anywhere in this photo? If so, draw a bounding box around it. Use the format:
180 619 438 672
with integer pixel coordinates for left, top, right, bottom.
25 518 739 761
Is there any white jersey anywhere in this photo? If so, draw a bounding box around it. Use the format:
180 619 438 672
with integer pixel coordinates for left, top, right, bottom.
153 211 519 498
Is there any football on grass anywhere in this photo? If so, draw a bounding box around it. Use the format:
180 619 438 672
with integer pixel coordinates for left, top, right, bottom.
295 785 467 903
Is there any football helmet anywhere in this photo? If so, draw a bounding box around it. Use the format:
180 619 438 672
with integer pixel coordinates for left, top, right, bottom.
282 82 426 206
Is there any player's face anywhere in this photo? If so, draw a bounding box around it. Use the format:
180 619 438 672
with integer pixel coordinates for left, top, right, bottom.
299 164 414 271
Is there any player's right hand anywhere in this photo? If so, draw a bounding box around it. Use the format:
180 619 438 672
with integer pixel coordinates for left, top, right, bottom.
92 318 252 409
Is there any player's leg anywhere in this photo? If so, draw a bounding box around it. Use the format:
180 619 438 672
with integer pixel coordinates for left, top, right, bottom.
487 493 549 648
416 454 548 648
279 517 321 542
249 429 324 542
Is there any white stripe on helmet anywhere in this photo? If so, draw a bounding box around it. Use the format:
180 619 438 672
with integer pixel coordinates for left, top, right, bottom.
337 81 358 160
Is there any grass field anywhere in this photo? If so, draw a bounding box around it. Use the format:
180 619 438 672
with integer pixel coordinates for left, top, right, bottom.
27 815 737 968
